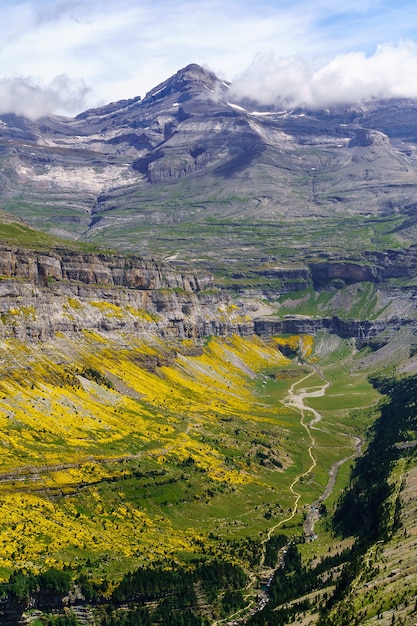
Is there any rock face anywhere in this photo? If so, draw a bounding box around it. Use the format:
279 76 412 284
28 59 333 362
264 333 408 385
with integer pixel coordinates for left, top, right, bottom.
0 244 416 348
254 316 409 346
0 247 213 292
0 245 257 341
309 248 417 285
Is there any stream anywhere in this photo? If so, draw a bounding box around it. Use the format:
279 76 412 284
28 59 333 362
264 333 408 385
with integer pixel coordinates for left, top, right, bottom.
220 368 365 624
280 369 363 540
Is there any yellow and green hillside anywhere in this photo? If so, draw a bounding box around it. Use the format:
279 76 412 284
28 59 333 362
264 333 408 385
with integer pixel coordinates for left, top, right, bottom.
0 329 378 581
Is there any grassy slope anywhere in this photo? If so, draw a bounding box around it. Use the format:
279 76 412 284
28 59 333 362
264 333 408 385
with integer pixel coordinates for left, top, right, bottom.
82 213 404 275
0 213 105 252
289 395 417 626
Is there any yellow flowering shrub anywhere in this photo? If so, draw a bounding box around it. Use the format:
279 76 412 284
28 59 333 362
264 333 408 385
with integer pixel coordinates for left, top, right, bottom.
273 334 314 358
0 331 311 576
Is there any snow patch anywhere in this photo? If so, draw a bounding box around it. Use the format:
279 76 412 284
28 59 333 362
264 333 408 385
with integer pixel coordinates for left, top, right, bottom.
147 86 165 99
247 118 292 143
251 111 278 116
228 102 247 112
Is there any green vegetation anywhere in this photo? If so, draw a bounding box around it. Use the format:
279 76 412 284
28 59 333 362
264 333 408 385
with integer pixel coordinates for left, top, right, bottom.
0 212 107 253
80 366 114 388
80 213 404 278
37 616 79 626
0 567 71 602
333 374 415 542
275 280 391 321
237 373 417 625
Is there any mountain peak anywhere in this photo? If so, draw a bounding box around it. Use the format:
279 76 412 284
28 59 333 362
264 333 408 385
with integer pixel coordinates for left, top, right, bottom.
176 63 218 82
143 63 228 104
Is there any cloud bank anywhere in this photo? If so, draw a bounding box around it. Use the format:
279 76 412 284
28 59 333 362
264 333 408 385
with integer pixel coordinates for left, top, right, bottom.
0 76 89 119
230 42 417 109
3 1 417 116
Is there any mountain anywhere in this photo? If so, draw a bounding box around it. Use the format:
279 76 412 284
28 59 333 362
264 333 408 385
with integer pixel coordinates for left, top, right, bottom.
3 65 417 625
2 64 417 269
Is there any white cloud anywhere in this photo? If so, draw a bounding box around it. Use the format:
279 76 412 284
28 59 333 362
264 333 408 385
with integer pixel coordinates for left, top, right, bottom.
2 1 417 116
0 76 89 119
229 42 417 108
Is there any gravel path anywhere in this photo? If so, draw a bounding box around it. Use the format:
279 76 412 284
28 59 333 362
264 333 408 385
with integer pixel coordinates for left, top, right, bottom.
279 368 363 540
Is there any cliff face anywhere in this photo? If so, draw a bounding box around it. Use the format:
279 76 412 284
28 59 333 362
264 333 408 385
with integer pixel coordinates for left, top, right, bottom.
0 246 258 341
310 247 417 286
0 248 213 292
0 245 417 346
227 247 417 297
254 315 411 346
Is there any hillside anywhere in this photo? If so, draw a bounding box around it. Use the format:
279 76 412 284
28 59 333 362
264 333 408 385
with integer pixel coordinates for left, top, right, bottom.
0 222 411 624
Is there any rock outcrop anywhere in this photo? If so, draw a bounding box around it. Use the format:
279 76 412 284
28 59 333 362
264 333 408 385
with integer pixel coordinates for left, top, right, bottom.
348 128 391 148
0 247 213 292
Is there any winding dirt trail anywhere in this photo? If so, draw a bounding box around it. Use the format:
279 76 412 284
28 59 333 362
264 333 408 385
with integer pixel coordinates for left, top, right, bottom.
229 368 365 623
261 371 330 543
265 368 362 542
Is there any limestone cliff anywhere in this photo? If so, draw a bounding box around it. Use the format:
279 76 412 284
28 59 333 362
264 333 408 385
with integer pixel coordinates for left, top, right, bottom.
0 246 256 341
0 247 212 292
1 244 417 346
310 247 417 285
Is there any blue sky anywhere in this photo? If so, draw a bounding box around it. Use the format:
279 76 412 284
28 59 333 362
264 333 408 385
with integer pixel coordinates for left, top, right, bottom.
2 0 417 117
